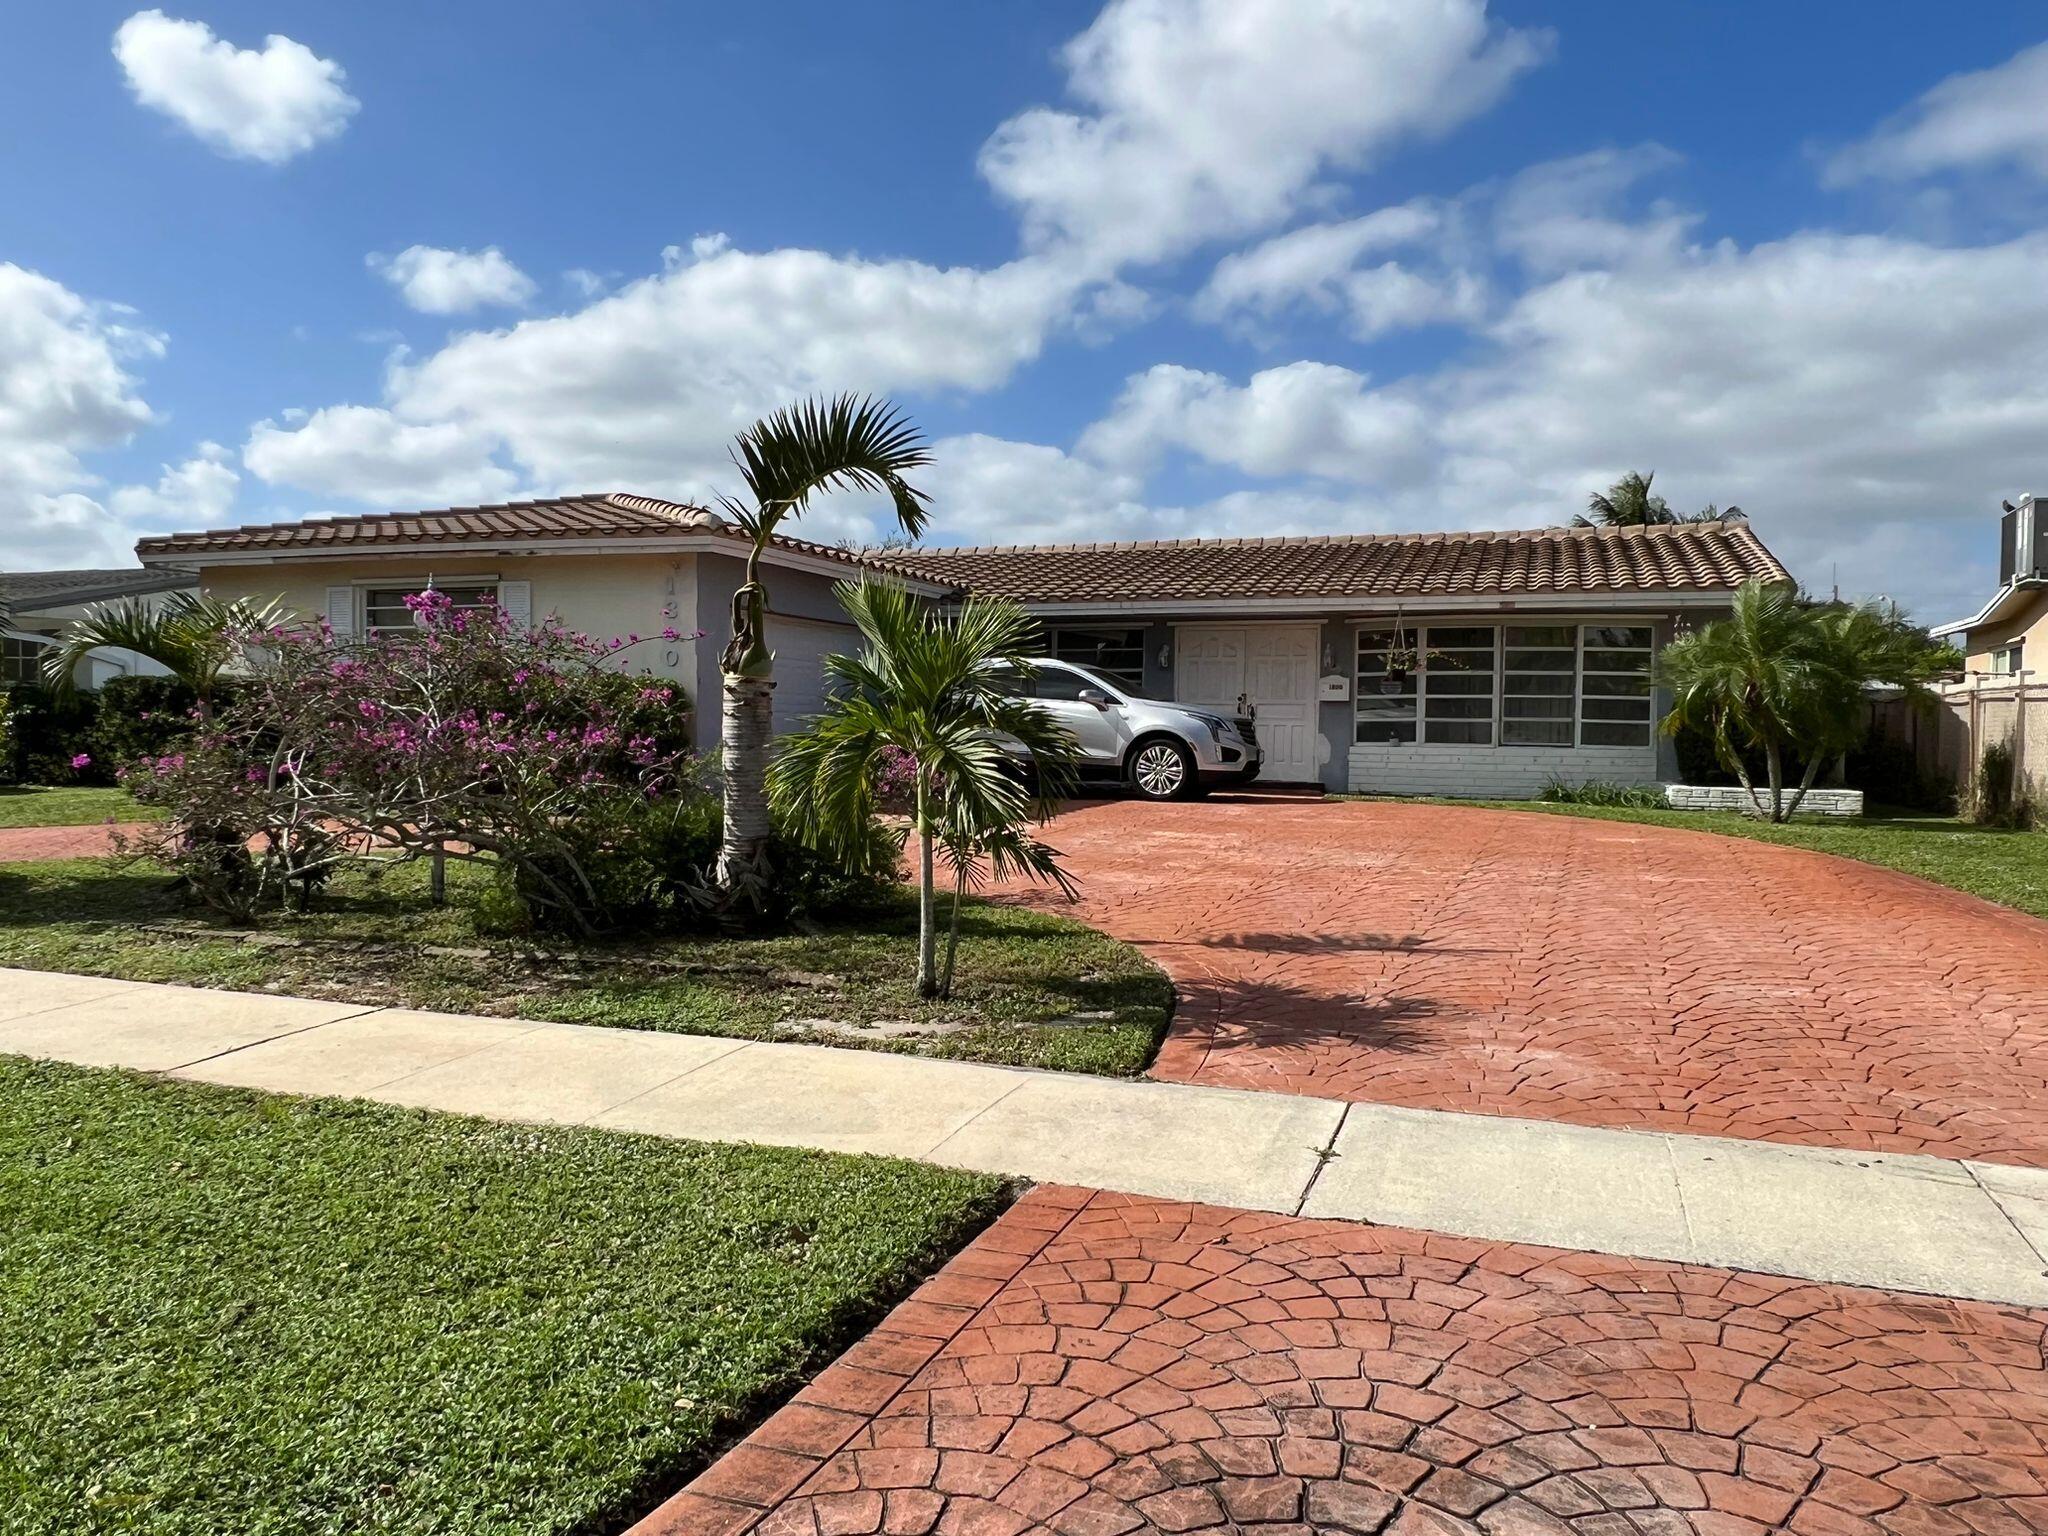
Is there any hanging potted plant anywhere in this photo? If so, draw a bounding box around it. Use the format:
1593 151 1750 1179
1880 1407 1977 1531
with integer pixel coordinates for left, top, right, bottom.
1382 616 1417 693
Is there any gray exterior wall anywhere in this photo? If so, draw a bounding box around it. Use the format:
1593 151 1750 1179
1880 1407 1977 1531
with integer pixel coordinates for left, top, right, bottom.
691 551 862 753
1041 607 1711 796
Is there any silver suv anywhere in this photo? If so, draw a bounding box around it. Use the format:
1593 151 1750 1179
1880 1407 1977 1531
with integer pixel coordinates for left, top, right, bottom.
991 659 1261 801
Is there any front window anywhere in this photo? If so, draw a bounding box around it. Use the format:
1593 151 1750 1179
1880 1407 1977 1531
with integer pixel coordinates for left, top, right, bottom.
2 635 48 684
1993 643 2024 677
1048 626 1146 690
1355 621 1659 748
1579 625 1655 746
1354 627 1417 743
363 584 498 636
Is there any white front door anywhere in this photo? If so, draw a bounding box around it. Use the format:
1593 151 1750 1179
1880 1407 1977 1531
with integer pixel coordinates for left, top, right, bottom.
1175 624 1320 783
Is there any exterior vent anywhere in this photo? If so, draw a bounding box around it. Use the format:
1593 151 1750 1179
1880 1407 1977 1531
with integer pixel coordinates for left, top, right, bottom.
2000 495 2048 585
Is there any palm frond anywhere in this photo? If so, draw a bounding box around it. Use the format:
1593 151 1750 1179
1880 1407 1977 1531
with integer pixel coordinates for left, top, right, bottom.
40 591 286 697
731 393 932 544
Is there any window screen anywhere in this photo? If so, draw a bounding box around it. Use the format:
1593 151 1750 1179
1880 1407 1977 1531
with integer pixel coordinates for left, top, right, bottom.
1354 626 1417 743
1501 625 1577 746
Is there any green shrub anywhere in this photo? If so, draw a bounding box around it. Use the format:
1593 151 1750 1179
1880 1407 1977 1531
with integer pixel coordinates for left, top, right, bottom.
1968 739 2037 830
1 684 105 785
91 674 212 770
1537 776 1669 808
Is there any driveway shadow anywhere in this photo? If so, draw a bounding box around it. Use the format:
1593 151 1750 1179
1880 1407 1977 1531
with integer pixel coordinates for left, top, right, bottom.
1174 972 1440 1056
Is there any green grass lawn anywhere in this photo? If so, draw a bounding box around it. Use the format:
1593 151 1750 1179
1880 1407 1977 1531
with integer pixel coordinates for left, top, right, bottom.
0 856 1171 1076
0 1057 1004 1536
0 784 152 828
1401 798 2048 921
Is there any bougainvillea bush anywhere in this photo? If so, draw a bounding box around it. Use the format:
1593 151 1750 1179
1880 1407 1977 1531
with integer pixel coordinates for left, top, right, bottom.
119 593 702 936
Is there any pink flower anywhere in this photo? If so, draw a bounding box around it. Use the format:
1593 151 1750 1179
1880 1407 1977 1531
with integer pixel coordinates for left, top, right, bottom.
69 753 91 769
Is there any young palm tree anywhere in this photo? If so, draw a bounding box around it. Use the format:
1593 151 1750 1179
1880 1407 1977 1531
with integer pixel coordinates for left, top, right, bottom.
41 591 284 710
1657 581 1956 822
768 578 1079 999
714 395 932 905
1657 581 1820 821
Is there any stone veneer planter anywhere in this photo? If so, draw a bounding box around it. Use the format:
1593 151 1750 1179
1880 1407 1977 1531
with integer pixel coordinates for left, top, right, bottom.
1663 782 1864 817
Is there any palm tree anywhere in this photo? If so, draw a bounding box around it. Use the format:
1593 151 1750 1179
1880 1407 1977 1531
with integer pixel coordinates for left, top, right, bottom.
1574 471 1729 528
1657 581 1958 822
714 395 933 906
41 591 284 711
768 578 1078 999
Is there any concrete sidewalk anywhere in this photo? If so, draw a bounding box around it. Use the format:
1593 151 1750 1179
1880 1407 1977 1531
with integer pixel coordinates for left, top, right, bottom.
5 965 2047 1306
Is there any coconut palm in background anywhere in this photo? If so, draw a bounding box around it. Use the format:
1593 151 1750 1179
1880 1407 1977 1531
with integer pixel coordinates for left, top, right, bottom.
769 578 1079 999
41 592 284 710
1574 470 1735 528
714 396 932 907
1657 579 1959 822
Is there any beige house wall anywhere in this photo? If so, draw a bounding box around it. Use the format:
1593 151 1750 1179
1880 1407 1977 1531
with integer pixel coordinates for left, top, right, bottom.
197 551 701 688
1960 588 2048 674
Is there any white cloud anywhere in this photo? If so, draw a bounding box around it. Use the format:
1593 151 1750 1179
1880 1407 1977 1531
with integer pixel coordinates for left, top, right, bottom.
1491 146 1694 273
108 441 239 530
978 0 1549 268
1085 228 2048 619
1194 203 1487 340
357 240 1094 498
1078 360 1431 485
0 262 170 566
1825 40 2048 184
243 405 516 507
113 10 358 165
368 246 537 314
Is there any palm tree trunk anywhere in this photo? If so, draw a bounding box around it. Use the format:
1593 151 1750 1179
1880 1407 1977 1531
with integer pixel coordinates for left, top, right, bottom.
715 558 776 906
914 782 938 999
1782 751 1826 820
1765 739 1786 822
940 851 967 1000
715 670 776 899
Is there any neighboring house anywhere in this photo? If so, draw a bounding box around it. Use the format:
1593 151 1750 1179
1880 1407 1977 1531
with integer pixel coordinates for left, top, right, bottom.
0 566 197 690
135 495 1791 797
1932 492 2048 677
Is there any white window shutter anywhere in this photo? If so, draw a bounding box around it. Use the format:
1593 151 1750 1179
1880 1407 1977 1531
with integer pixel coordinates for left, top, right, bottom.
325 586 356 640
498 580 532 631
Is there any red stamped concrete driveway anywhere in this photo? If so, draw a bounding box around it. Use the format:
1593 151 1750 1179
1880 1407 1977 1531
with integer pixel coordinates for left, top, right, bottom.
0 822 137 861
649 1189 2048 1536
1006 799 2048 1167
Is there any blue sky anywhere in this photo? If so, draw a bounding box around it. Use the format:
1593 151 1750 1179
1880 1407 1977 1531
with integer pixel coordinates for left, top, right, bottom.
5 3 2048 621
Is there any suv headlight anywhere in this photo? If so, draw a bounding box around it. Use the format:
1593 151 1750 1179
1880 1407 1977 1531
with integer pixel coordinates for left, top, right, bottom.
1188 712 1229 742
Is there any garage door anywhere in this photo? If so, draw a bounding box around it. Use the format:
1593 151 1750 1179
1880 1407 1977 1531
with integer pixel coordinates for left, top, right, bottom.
1174 624 1320 783
770 614 861 734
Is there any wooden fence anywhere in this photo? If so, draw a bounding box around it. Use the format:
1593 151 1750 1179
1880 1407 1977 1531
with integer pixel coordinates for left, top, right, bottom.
1867 677 2048 794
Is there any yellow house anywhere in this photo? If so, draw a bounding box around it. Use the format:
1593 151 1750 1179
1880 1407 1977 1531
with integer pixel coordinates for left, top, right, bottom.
1933 492 2048 676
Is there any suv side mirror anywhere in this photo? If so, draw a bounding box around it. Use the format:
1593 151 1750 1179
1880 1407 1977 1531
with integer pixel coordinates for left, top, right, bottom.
1076 687 1113 709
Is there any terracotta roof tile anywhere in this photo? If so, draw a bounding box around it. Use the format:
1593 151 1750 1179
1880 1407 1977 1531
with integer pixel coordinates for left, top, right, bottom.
882 521 1789 604
132 492 937 581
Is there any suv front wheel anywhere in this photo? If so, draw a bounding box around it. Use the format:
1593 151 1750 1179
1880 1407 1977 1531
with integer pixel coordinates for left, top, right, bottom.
1128 737 1196 801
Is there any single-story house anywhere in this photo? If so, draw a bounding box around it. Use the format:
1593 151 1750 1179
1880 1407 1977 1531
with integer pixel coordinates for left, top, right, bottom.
1 565 198 689
1932 491 2047 676
134 494 1792 798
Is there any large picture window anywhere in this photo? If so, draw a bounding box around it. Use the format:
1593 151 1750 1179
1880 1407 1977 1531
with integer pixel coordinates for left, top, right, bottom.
1357 621 1660 749
1048 626 1146 690
363 585 498 637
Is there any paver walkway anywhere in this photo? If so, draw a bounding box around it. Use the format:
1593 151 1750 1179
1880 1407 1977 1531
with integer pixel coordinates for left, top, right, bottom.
0 821 137 860
641 1188 2048 1536
1001 799 2048 1166
7 966 2048 1306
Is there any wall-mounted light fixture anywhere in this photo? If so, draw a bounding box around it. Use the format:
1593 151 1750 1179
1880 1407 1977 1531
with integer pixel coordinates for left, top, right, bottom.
1157 640 1173 670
